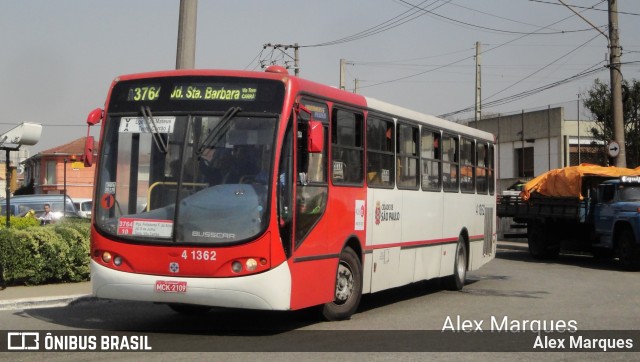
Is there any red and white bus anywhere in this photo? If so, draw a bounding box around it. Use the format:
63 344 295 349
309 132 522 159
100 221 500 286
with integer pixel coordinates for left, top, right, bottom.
85 66 496 320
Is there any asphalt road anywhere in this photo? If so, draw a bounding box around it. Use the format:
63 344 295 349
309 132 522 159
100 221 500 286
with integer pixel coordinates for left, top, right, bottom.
0 241 638 360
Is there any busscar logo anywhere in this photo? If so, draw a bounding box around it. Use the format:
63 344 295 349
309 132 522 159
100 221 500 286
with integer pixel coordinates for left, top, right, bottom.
7 332 39 350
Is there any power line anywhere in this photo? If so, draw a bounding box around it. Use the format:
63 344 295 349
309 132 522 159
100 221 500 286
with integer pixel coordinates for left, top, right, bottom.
484 33 602 103
300 0 449 48
355 2 603 90
397 0 601 35
438 62 607 118
528 0 640 16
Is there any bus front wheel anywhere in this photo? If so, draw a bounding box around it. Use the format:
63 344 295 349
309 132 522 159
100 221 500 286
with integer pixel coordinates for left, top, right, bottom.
322 247 362 321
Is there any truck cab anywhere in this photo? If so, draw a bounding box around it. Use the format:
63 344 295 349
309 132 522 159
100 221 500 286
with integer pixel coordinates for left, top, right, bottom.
593 177 640 266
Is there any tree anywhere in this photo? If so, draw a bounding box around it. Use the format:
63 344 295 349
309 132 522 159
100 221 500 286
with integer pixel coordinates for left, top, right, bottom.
583 78 640 168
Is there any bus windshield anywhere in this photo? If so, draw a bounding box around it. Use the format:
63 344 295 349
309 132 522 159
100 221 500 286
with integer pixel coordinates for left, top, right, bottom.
95 110 278 245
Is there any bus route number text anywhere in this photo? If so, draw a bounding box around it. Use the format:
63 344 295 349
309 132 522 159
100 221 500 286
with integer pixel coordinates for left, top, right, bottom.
128 86 161 101
181 250 217 261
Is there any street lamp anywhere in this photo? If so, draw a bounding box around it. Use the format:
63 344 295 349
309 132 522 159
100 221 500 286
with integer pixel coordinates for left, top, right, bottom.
63 158 67 218
0 123 42 228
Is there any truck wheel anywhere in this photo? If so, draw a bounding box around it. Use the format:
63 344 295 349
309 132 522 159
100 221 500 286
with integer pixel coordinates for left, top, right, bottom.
617 229 640 271
442 237 467 291
322 247 363 321
528 221 559 259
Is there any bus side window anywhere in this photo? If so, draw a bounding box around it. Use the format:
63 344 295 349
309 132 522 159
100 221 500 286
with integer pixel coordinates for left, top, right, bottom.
332 109 363 185
366 116 394 187
421 129 441 191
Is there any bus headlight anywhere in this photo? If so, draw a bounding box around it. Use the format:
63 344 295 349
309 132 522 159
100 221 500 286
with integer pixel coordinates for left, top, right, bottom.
246 258 258 271
113 256 123 266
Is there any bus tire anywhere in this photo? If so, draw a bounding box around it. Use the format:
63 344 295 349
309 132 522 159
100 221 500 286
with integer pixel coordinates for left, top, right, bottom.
322 247 362 321
168 303 212 315
443 237 467 291
617 228 640 271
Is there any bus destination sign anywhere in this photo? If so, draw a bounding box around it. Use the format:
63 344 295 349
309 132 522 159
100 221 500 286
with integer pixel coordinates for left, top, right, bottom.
170 84 257 101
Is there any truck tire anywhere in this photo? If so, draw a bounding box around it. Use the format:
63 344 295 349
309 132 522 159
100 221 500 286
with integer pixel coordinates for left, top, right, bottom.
617 228 640 271
528 220 559 259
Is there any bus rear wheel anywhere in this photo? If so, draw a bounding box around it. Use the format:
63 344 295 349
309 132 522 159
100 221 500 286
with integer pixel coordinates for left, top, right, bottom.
442 237 467 291
322 247 362 321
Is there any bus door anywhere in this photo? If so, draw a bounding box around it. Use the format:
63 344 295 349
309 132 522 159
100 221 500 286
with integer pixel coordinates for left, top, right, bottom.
285 100 335 310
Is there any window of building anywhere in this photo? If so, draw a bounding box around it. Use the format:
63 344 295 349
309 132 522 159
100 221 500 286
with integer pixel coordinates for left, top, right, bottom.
515 147 534 178
46 161 56 185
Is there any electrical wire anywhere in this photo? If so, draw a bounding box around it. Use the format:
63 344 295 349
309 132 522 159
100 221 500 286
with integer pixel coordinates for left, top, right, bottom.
528 0 640 16
484 33 602 102
438 61 607 118
300 0 450 48
397 0 601 35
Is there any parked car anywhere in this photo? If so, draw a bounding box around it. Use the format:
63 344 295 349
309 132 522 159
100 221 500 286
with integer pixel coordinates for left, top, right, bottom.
0 194 79 220
72 198 92 218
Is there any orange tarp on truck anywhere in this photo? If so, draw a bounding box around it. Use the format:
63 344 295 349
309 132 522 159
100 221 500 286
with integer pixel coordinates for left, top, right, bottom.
521 164 640 201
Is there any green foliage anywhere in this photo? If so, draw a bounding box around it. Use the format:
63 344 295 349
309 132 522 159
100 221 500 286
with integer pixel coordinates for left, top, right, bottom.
584 78 640 167
0 216 40 230
0 218 91 285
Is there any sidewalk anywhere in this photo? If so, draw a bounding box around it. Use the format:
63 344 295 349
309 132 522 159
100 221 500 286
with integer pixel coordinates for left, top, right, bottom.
0 281 92 311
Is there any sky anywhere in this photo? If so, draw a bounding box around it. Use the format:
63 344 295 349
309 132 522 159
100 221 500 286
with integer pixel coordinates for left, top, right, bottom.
1 0 639 154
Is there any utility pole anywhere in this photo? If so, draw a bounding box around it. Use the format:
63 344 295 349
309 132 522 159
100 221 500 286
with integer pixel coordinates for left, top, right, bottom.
609 0 625 167
354 79 359 94
577 94 581 165
339 59 346 90
176 0 198 69
558 0 625 167
475 41 482 126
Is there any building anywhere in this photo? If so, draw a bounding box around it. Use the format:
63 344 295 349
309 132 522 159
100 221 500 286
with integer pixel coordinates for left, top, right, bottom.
21 137 96 199
469 107 601 191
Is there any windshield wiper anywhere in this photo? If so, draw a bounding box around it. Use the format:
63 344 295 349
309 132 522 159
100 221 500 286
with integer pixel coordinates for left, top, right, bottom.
141 106 169 153
196 106 242 157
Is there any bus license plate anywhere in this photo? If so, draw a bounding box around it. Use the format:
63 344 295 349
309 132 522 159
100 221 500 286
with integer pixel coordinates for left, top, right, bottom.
155 280 187 293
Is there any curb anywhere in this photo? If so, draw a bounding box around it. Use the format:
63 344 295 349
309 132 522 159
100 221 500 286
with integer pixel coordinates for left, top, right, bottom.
0 294 93 311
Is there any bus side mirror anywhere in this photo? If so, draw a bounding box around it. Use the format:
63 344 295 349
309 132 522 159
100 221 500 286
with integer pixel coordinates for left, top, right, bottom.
87 108 103 125
307 120 324 153
84 136 95 167
83 108 102 167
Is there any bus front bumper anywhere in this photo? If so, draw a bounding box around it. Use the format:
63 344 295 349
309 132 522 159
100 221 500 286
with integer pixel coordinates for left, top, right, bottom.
90 260 292 310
